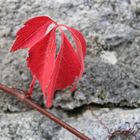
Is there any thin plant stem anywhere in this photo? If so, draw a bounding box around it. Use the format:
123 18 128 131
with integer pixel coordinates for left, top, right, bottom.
0 83 92 140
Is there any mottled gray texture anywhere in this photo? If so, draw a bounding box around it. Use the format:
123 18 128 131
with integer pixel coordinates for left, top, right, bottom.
55 108 140 140
0 51 43 112
0 110 61 140
0 108 140 140
0 0 140 139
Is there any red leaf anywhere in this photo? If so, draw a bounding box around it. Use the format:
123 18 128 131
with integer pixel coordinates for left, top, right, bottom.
11 16 56 51
27 28 56 94
64 26 86 57
63 26 86 91
46 32 81 107
10 16 87 108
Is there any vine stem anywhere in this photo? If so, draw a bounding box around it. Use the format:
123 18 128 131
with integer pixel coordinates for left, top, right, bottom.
0 83 92 140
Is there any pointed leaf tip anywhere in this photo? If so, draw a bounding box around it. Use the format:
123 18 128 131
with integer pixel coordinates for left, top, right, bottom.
11 16 56 52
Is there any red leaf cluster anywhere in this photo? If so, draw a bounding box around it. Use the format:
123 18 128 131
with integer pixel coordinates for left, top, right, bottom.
11 16 86 108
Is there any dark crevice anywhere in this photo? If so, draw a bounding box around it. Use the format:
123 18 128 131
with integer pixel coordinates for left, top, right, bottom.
63 102 139 117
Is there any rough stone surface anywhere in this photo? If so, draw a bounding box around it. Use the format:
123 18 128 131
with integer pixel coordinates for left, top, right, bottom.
55 108 140 140
0 51 43 112
0 108 140 140
1 0 140 139
0 110 61 140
